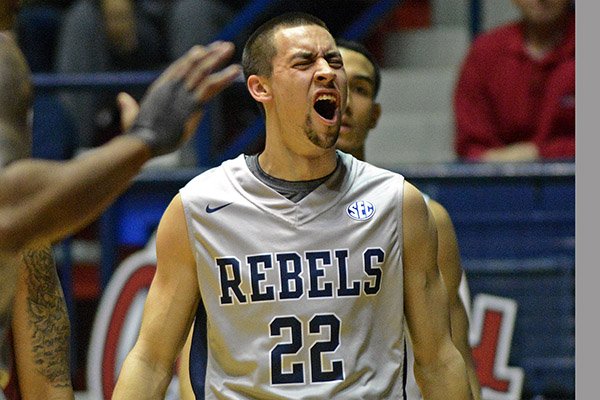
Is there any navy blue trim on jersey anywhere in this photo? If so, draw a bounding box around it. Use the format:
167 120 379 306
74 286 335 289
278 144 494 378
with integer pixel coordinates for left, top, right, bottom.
190 301 208 400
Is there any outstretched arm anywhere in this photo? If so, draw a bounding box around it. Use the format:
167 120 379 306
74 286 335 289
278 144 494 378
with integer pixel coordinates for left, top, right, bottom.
113 194 200 399
402 182 472 399
0 42 241 255
11 244 74 400
0 135 149 255
429 199 482 400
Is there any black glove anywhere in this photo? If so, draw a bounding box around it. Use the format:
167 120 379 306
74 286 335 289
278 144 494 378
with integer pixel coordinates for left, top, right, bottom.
128 78 200 157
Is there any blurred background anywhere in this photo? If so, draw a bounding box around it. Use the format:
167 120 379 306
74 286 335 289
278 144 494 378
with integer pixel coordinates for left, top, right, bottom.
12 0 575 398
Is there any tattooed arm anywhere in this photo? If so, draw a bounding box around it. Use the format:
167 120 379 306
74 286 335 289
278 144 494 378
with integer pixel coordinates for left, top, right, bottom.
11 244 74 400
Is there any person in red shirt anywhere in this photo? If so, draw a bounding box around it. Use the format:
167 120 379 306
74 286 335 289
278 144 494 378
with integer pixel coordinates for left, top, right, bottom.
453 0 575 161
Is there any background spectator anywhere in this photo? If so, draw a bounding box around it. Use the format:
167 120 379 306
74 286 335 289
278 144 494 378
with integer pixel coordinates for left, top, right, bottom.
16 0 73 73
54 0 167 149
453 0 575 162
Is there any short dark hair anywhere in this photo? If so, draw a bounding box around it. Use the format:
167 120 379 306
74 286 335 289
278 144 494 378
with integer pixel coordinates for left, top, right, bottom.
335 38 381 99
242 12 329 81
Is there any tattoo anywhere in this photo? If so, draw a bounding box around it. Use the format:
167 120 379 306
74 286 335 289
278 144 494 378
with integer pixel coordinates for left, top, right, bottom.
22 247 71 387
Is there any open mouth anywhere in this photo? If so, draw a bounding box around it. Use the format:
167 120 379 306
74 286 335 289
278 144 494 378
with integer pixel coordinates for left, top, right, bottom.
313 94 338 121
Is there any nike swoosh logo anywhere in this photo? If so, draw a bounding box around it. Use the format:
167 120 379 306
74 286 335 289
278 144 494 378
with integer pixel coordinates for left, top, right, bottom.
205 202 233 213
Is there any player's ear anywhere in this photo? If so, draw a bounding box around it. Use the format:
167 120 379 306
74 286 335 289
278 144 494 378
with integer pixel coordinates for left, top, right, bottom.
369 102 381 129
247 75 271 104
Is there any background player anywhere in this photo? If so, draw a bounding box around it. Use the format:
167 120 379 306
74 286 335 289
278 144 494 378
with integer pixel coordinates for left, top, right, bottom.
335 38 481 400
113 12 472 399
453 0 574 161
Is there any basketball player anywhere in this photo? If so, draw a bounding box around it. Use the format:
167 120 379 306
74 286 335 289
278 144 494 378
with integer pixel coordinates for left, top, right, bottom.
113 13 473 399
176 36 483 400
335 38 481 400
1 9 241 398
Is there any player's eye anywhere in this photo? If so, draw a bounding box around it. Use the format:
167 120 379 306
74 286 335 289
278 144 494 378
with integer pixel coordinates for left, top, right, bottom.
293 60 312 69
328 57 343 68
353 84 372 97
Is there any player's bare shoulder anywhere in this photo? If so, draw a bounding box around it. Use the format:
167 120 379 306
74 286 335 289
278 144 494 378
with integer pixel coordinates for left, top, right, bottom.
402 181 430 224
427 199 453 231
0 32 32 117
0 31 33 166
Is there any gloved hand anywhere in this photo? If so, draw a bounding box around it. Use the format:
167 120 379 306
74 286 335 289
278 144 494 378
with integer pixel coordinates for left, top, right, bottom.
128 41 241 157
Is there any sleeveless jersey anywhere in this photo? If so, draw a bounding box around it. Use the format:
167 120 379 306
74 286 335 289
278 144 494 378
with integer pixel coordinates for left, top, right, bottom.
180 152 407 399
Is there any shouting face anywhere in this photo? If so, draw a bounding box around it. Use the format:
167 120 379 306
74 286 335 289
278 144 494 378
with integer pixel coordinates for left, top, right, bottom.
265 24 347 152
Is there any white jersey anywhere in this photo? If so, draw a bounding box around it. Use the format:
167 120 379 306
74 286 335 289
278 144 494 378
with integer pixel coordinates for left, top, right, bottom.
180 152 407 399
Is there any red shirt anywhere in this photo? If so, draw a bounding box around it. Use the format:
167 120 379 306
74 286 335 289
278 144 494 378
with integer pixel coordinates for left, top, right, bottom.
453 14 575 160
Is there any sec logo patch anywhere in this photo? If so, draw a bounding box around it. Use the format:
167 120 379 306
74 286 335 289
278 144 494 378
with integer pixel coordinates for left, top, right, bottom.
347 200 375 221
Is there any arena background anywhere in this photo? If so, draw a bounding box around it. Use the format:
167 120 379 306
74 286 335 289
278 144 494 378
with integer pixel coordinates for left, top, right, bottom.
20 0 575 398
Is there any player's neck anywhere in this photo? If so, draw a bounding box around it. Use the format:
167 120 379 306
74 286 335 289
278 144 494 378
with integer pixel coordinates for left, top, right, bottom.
258 145 338 182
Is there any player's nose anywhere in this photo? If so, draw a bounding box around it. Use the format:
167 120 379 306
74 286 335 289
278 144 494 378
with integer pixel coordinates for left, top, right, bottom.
314 59 336 86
